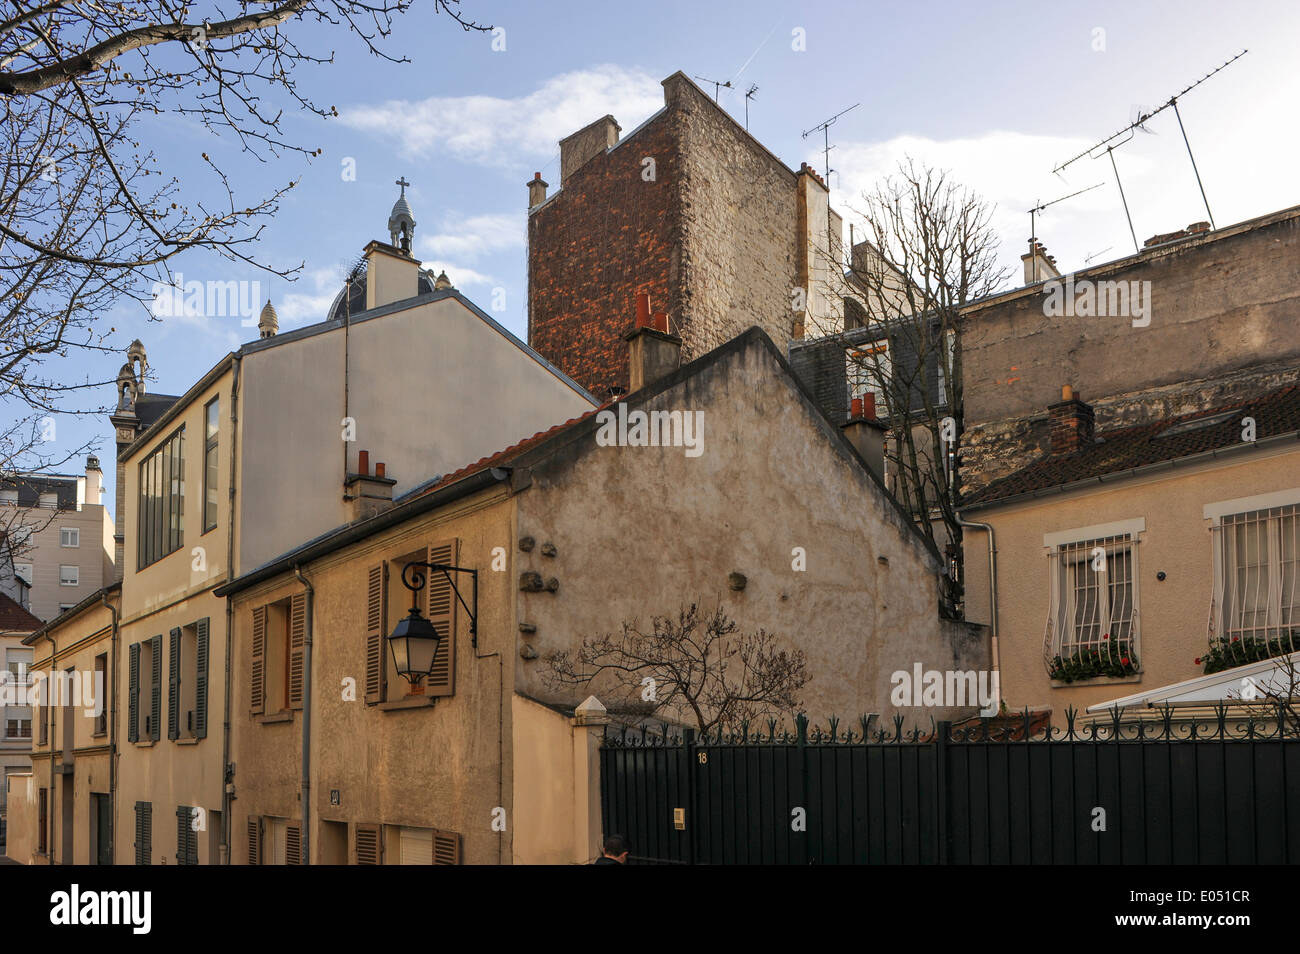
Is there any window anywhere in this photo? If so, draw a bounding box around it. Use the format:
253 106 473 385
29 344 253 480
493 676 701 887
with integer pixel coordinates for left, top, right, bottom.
93 654 107 736
38 788 48 853
59 527 79 548
175 806 199 865
169 620 209 740
5 648 32 688
59 565 78 586
1211 500 1300 652
0 489 16 505
847 341 889 414
38 492 57 509
128 637 161 743
5 713 32 738
203 398 219 532
251 600 302 717
137 426 185 569
1044 520 1143 676
250 815 301 864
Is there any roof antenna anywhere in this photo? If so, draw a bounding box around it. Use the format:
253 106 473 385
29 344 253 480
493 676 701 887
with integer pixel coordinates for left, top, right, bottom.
1052 49 1247 248
1084 246 1114 266
802 103 859 184
744 83 759 131
1026 182 1103 281
693 75 732 103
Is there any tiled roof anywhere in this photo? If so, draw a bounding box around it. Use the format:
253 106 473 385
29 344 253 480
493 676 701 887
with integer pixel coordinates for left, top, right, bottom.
965 384 1300 507
0 592 41 632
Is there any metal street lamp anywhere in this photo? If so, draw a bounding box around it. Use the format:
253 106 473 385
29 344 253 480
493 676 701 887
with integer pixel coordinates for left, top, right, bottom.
388 559 479 686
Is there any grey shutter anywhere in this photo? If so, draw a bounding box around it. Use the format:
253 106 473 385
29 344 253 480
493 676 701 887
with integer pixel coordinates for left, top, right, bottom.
289 593 306 710
426 540 458 697
364 565 386 704
194 618 209 738
149 634 162 741
127 643 140 743
135 801 152 865
168 627 181 740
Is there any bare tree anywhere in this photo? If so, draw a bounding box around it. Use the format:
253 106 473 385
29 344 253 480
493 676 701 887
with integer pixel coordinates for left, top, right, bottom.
0 0 489 501
826 159 1008 613
545 604 809 735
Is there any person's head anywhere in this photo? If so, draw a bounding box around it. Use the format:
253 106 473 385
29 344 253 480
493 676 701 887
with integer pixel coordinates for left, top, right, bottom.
602 834 630 863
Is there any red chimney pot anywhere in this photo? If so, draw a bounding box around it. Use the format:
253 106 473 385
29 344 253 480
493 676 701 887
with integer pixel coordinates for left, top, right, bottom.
375 462 386 478
635 292 651 328
358 450 370 476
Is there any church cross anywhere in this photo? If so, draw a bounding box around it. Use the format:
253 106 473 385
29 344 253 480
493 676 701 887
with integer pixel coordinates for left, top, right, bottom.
395 176 410 196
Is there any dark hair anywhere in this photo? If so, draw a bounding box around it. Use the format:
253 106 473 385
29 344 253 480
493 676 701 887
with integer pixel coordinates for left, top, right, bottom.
604 834 630 856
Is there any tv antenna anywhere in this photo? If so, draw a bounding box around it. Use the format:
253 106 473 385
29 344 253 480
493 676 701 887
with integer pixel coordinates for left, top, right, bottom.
802 102 859 182
694 75 732 103
1026 182 1103 281
744 83 759 131
1052 49 1247 250
1084 246 1114 266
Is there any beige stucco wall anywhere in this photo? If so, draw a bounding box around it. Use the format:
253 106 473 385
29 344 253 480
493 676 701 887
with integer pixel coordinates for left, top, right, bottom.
515 332 988 729
229 485 519 865
236 293 593 574
4 773 38 863
963 443 1300 723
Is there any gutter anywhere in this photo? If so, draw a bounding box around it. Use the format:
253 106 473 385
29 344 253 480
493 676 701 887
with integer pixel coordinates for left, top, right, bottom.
963 428 1300 515
293 564 314 865
221 354 241 864
101 590 119 865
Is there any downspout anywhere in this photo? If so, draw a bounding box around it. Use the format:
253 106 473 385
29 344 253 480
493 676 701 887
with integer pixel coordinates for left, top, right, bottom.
101 590 119 865
292 564 313 865
44 632 56 862
220 354 241 864
956 514 999 714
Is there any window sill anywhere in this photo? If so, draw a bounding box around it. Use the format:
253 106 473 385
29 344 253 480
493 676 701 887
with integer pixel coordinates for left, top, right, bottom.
378 696 436 712
133 739 156 748
256 711 294 725
175 737 201 745
1050 673 1142 689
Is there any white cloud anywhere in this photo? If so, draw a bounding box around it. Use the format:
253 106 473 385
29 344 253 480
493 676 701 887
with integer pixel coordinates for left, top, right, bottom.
419 261 495 289
418 213 520 262
339 65 664 168
277 268 345 324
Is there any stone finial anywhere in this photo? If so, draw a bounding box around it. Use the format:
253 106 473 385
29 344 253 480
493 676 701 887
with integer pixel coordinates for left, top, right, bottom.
258 300 278 339
433 270 452 291
388 177 416 254
574 695 608 726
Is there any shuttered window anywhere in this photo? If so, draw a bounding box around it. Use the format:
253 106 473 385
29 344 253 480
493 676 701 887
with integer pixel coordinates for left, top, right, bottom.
364 565 386 704
286 821 302 865
434 829 461 865
149 635 162 740
425 540 458 697
396 826 461 865
247 816 261 865
194 617 209 737
127 643 139 743
135 801 152 865
168 627 182 740
175 805 198 865
355 823 381 865
289 593 306 709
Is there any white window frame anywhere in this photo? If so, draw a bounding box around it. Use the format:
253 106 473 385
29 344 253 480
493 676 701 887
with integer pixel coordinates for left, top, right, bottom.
59 565 78 586
847 340 890 414
1043 518 1144 675
59 527 79 548
1204 488 1300 649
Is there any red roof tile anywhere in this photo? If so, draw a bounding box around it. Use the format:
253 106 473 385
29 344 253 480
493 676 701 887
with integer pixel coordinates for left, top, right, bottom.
0 592 41 632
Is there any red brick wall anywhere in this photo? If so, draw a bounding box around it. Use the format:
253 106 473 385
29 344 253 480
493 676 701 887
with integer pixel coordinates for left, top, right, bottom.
527 110 680 399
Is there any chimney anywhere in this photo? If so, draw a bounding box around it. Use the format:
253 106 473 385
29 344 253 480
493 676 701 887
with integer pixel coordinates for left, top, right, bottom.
527 172 549 209
363 240 420 310
85 455 103 507
1144 220 1212 249
622 292 681 392
841 394 887 481
1021 241 1060 285
559 115 620 185
344 451 396 521
1048 385 1095 455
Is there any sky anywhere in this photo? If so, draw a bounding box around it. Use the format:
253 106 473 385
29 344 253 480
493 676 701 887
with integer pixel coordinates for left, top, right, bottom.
29 0 1300 513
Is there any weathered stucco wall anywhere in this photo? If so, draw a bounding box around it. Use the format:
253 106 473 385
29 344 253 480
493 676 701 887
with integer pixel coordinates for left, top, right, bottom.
962 444 1300 723
961 208 1300 491
514 331 987 729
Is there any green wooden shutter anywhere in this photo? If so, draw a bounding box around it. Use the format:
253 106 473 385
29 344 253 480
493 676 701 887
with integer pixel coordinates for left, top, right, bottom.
250 606 266 715
168 627 181 740
194 618 210 738
364 565 386 704
287 820 302 865
247 816 261 865
149 635 162 741
433 829 461 865
355 823 381 865
127 643 140 744
289 593 306 710
426 540 458 697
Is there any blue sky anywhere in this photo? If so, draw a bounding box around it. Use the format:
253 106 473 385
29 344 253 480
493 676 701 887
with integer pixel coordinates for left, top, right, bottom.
33 0 1300 510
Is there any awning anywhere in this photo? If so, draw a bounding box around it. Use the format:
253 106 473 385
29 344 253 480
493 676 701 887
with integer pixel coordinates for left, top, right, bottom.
1087 650 1300 712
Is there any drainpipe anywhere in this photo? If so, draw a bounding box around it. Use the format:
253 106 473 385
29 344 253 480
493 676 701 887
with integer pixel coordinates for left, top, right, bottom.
220 354 241 864
956 514 999 715
41 632 56 862
101 590 119 865
293 564 314 865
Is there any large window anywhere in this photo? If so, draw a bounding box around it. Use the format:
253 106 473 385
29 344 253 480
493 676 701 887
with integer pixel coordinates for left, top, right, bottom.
203 398 219 533
1215 502 1300 650
137 427 185 569
1043 520 1143 678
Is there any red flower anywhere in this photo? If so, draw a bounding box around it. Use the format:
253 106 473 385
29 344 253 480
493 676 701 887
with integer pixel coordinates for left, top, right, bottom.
1121 657 1130 666
1194 657 1203 665
1232 636 1240 642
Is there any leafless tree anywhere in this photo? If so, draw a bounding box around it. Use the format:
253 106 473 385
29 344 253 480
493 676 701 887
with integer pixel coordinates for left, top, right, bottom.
1228 651 1300 734
0 1 489 562
545 603 809 735
825 158 1008 613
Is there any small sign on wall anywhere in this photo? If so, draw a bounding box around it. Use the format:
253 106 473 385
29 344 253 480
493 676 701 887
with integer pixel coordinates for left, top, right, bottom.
330 790 341 806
